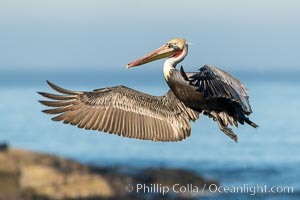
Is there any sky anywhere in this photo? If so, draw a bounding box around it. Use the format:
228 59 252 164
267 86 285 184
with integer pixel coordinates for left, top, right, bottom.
0 0 300 71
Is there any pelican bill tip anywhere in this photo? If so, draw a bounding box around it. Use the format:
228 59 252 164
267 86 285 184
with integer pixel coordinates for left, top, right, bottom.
126 64 133 69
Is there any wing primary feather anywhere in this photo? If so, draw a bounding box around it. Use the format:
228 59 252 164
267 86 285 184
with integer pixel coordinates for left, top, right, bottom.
80 108 97 129
99 107 110 132
103 107 113 132
39 100 77 107
144 116 151 140
156 120 162 141
52 112 71 122
127 112 133 138
70 107 90 126
46 80 81 95
38 92 77 100
135 113 140 138
42 105 73 115
161 120 168 141
63 110 81 124
85 109 99 130
92 108 103 130
124 113 130 137
149 118 155 140
115 110 124 135
132 113 137 138
108 108 117 133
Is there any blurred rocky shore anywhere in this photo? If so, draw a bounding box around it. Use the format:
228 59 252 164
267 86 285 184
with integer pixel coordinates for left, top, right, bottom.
0 143 218 200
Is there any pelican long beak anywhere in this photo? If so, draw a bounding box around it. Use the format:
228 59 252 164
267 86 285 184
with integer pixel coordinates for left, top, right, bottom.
126 44 178 68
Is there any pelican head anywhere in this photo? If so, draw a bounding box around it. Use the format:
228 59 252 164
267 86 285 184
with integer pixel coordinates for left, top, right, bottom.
126 38 187 68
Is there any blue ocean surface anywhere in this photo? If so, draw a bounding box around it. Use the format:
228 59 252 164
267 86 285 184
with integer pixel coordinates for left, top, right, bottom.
0 68 300 199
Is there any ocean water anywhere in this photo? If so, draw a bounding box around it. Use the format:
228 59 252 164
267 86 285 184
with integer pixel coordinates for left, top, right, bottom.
0 69 300 199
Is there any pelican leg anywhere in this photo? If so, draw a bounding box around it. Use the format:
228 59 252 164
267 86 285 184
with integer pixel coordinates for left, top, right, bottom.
209 111 238 142
217 121 238 142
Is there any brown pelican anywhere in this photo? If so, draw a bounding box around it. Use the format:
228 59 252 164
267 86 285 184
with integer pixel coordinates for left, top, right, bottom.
39 38 258 142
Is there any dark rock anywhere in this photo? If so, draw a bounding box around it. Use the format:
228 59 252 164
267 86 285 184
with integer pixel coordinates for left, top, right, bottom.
0 148 218 200
0 143 9 152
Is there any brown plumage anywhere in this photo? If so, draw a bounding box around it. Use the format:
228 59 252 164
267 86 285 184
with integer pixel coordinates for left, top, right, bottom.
39 81 199 142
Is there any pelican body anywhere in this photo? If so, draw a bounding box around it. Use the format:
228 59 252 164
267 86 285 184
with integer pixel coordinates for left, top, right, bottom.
39 38 258 142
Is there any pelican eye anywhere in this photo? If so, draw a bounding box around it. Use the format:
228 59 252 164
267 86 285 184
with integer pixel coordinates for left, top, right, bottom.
168 43 180 50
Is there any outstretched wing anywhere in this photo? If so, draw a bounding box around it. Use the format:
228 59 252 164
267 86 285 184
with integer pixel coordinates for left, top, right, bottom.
188 65 252 114
38 81 199 142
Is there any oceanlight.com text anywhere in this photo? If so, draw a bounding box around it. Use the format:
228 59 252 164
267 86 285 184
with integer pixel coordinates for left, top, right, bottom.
124 183 294 196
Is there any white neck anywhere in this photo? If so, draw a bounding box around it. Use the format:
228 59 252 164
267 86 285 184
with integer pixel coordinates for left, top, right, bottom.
163 45 188 80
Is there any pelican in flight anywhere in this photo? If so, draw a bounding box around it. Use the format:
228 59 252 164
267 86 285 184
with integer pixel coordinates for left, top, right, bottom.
39 38 258 142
